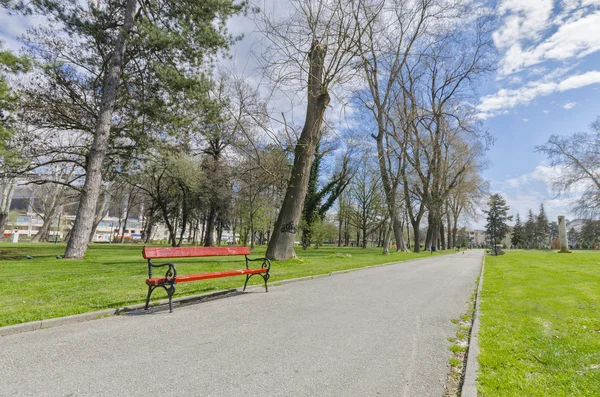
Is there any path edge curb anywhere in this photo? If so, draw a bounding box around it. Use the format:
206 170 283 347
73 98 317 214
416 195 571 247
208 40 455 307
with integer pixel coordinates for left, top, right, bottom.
1 250 465 337
461 254 485 397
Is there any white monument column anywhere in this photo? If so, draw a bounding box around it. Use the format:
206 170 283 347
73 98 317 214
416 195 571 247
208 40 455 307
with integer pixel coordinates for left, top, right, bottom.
558 215 571 253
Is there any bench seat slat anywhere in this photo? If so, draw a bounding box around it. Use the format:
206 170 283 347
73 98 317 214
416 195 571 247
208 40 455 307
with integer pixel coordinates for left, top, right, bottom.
146 268 267 286
143 246 251 259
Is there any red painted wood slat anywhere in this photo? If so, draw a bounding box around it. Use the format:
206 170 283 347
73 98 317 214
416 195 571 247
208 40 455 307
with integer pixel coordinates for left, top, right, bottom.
145 268 267 286
142 246 251 259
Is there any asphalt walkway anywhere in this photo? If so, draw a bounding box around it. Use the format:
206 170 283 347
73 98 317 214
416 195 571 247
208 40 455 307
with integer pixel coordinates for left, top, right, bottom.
0 250 483 396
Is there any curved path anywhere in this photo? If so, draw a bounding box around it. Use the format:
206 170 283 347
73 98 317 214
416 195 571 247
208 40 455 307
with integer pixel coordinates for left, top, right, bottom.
0 250 483 396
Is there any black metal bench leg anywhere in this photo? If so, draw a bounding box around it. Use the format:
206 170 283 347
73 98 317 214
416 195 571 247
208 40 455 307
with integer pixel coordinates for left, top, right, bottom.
145 286 155 310
263 274 269 292
243 274 251 292
165 284 176 313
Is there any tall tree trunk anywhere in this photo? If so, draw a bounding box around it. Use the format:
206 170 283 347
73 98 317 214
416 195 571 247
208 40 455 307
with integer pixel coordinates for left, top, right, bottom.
425 214 433 251
440 222 446 250
120 217 129 243
120 195 134 243
446 212 452 248
405 210 411 249
32 213 55 242
89 189 111 243
200 213 206 245
144 218 155 243
64 0 137 258
431 213 441 251
337 209 342 247
0 212 8 238
191 219 197 245
393 217 407 251
0 178 16 236
411 219 422 253
451 208 461 248
382 221 393 254
230 217 236 245
216 221 223 246
344 222 350 247
89 218 101 243
266 42 330 261
177 197 188 246
204 206 216 246
249 204 255 249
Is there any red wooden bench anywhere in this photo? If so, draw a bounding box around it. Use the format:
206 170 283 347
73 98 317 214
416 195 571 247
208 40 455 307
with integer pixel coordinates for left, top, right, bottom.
142 246 270 312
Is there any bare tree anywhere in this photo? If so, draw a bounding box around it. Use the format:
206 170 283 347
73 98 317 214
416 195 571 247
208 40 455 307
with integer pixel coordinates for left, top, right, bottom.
349 154 384 248
355 0 493 252
30 165 78 242
536 117 600 219
354 0 445 253
259 0 375 260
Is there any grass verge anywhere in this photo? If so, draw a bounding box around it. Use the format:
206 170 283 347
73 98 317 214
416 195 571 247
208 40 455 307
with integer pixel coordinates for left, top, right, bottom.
0 243 449 327
478 250 600 396
444 267 481 397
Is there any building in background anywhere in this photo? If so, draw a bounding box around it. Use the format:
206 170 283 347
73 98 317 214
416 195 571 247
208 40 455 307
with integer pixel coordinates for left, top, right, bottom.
466 229 486 247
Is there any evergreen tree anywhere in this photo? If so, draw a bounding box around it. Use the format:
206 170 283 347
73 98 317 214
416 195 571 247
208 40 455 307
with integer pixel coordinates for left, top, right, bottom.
511 213 524 248
578 220 600 249
8 0 246 258
535 203 550 248
523 209 536 249
0 43 30 234
0 43 29 156
548 221 559 246
484 194 512 256
568 227 578 248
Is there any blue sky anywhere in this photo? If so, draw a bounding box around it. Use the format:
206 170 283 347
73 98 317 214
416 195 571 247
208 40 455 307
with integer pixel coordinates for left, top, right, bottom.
1 0 599 228
474 0 600 226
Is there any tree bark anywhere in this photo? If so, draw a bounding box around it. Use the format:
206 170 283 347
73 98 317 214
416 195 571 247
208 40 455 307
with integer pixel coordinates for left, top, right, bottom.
249 200 255 249
32 213 55 242
440 222 446 250
446 212 452 248
392 217 407 251
0 212 9 238
337 209 342 247
177 196 188 247
63 0 137 258
200 213 206 245
382 220 393 254
0 178 15 236
405 210 411 249
204 206 216 246
265 42 330 261
230 217 236 245
144 216 155 243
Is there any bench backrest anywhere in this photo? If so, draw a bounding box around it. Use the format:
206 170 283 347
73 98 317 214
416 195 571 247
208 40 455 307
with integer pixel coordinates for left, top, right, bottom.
143 246 251 259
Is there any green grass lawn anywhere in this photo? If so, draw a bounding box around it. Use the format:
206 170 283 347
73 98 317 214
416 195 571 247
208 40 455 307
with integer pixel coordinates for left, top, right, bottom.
0 242 445 327
478 250 600 397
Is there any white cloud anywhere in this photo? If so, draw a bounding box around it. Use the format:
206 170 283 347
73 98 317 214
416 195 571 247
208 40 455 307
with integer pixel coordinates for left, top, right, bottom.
543 109 550 113
522 118 529 122
498 10 600 76
493 0 554 50
489 165 578 224
563 102 577 109
558 70 600 89
503 165 557 189
477 69 600 114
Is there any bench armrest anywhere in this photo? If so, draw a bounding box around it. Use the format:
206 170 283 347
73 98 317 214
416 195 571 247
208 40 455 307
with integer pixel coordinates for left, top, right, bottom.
245 256 271 272
147 260 177 281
